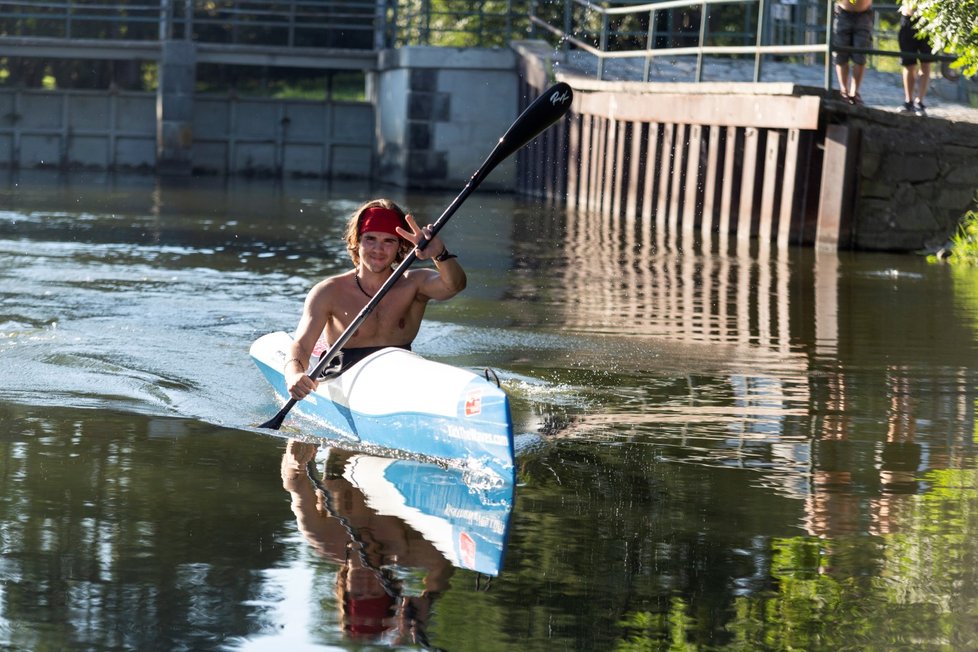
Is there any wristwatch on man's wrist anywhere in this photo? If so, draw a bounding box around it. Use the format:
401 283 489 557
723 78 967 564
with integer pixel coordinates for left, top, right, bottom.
434 247 458 262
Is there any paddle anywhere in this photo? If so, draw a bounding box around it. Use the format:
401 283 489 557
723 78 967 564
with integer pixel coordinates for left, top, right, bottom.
259 81 574 430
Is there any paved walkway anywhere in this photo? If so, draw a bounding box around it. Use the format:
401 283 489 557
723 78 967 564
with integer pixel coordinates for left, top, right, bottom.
559 51 978 124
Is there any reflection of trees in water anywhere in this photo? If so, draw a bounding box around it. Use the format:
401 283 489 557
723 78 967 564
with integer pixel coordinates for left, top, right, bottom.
0 406 287 650
508 437 978 650
493 209 978 648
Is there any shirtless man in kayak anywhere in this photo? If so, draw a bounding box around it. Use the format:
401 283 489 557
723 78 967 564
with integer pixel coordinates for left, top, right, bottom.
284 199 466 400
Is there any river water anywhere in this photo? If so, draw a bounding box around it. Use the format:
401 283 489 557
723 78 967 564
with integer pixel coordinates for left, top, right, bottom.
2 170 978 650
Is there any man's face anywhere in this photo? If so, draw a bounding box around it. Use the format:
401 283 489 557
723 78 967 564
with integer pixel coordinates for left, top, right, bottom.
359 231 401 270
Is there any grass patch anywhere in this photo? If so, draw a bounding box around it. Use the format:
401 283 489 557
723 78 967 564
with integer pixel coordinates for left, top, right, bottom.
947 209 978 265
930 205 978 265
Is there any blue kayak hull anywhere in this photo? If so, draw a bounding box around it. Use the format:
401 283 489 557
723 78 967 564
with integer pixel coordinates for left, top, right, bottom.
251 332 515 484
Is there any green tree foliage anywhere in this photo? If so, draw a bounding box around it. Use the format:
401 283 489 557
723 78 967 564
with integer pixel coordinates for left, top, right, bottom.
395 0 527 47
913 0 978 76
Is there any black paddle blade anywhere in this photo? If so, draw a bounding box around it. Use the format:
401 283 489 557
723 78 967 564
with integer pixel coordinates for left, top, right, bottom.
473 82 574 186
259 398 296 430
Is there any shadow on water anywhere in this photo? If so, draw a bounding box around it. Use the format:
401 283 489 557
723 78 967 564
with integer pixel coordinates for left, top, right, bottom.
3 171 978 648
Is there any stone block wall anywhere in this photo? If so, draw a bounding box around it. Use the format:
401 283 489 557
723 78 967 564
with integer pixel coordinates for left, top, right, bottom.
853 112 978 252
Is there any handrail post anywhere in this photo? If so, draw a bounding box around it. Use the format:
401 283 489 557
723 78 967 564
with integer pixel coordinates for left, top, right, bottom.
644 8 655 82
159 0 172 41
184 0 193 42
563 0 571 54
695 1 708 83
377 0 390 49
824 0 833 91
598 11 608 80
754 0 766 82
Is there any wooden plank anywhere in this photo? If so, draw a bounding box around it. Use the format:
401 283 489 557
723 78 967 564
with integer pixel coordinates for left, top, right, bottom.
657 122 675 232
641 123 659 222
557 111 570 201
777 128 800 249
566 112 580 211
533 119 546 199
668 123 686 238
577 114 592 212
603 118 618 217
611 118 627 219
758 130 781 244
700 125 720 241
624 121 643 219
718 126 738 248
590 116 606 212
576 91 822 130
683 124 702 237
737 127 759 242
816 124 860 250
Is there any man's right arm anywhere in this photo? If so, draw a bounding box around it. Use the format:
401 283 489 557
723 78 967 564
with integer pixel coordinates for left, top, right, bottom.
285 283 330 399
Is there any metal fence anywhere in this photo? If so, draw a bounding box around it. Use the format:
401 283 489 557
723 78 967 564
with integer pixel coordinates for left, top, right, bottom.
0 1 383 49
529 0 834 85
527 0 959 90
0 1 960 84
0 0 529 50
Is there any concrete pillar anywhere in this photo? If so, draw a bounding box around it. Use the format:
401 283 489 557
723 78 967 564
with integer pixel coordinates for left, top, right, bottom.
375 46 518 190
156 40 196 176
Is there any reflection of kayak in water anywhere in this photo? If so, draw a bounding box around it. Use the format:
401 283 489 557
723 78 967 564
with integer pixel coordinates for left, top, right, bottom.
282 441 514 644
343 453 514 577
251 331 515 484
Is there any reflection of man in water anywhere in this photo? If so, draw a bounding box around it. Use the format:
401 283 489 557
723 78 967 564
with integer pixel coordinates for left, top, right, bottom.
805 374 861 538
870 367 922 535
281 440 454 644
805 369 924 539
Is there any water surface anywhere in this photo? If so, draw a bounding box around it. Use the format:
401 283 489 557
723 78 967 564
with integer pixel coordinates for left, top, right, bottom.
2 171 978 650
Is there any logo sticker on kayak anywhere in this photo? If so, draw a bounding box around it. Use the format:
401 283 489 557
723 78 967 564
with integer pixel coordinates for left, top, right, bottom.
464 390 482 416
460 531 475 568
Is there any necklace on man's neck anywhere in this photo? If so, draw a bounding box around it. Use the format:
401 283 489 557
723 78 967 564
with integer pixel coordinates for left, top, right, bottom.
354 273 373 298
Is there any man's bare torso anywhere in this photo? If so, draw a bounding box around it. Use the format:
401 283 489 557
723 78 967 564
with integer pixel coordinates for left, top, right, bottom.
318 269 430 348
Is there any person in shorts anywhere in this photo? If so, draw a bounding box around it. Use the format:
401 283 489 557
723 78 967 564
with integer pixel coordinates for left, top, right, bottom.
832 0 874 105
898 1 934 116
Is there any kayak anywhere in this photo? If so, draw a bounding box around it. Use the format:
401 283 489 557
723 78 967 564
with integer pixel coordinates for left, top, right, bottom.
341 452 514 576
250 331 515 484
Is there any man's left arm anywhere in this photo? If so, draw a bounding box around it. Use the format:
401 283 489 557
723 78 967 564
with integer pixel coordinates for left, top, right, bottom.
425 254 467 300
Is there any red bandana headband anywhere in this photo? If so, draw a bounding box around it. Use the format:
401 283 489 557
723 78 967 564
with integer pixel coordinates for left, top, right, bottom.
358 206 404 237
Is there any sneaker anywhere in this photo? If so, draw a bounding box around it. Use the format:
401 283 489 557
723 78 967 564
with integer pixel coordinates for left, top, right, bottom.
913 100 927 116
901 101 915 113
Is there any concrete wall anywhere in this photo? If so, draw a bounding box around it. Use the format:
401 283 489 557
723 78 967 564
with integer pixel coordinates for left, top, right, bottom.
191 96 373 177
0 90 156 170
0 43 522 187
375 46 518 189
0 88 374 177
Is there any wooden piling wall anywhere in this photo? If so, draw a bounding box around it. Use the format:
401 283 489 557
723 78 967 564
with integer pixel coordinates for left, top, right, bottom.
518 75 825 249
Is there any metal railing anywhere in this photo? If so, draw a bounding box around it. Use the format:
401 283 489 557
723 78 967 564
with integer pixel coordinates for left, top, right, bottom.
0 1 962 87
0 0 383 49
530 0 834 85
528 0 961 91
0 0 529 50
